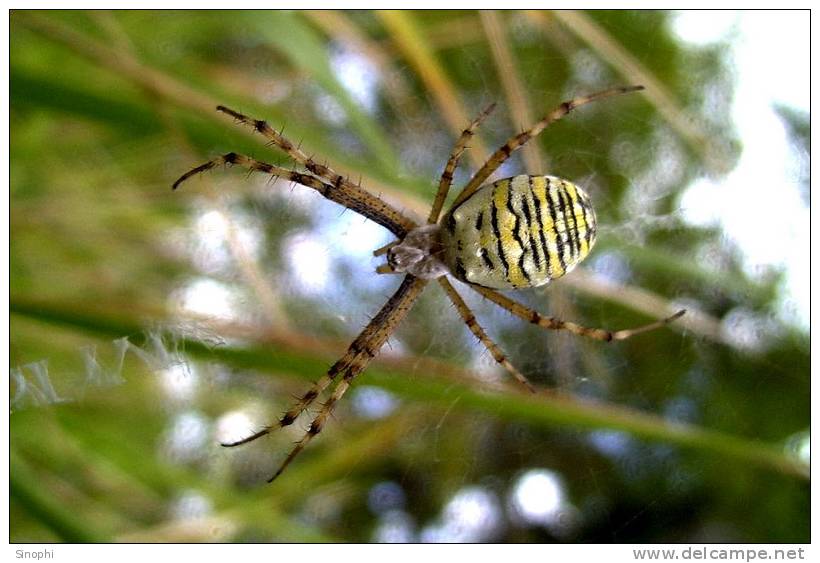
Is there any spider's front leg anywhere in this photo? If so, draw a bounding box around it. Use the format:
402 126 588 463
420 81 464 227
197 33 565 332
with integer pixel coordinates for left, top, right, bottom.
213 105 417 238
471 284 686 342
222 275 428 482
173 152 414 238
266 275 428 481
428 102 497 224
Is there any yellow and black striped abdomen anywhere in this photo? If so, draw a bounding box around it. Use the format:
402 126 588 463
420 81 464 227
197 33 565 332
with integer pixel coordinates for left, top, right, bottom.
440 175 597 289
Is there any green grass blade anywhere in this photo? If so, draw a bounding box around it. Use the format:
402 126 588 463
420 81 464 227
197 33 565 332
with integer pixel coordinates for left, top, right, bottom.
11 297 808 481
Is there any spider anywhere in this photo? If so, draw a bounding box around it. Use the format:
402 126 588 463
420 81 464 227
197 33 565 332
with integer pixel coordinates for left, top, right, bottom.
173 84 685 482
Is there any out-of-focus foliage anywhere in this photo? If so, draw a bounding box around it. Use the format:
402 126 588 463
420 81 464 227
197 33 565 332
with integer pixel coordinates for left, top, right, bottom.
10 10 808 543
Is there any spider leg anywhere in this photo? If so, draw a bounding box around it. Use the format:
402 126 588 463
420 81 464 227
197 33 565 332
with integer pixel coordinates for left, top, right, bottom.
266 275 426 481
224 275 427 456
471 284 685 341
173 152 415 238
438 278 536 394
450 85 644 210
428 102 497 224
269 370 355 482
222 329 390 449
214 105 416 234
223 275 425 480
220 372 335 448
222 326 397 449
216 106 329 176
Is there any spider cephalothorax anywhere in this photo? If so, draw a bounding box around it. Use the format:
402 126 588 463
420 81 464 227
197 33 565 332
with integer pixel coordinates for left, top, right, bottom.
385 224 449 279
173 85 685 482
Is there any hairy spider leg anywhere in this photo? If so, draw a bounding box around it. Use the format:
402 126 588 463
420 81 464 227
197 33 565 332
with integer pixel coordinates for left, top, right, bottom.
268 275 427 481
438 277 536 393
471 284 685 342
215 106 416 236
450 85 645 210
173 152 415 238
428 102 497 224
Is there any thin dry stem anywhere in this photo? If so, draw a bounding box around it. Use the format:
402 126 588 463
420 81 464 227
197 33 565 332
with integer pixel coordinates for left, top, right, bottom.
16 13 417 225
306 11 421 115
377 10 489 168
81 12 292 330
480 10 545 172
549 10 730 174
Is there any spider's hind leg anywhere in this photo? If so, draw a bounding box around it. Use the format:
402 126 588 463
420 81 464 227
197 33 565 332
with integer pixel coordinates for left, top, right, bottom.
450 85 645 210
438 278 536 394
471 285 685 342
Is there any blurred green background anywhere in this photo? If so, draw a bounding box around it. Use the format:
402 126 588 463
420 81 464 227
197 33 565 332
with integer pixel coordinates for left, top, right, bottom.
10 10 809 543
